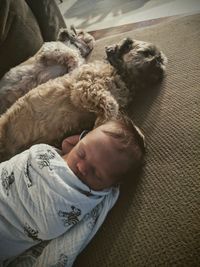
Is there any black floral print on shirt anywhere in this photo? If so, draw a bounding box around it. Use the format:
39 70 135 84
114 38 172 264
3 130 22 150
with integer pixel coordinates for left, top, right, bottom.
58 206 81 227
84 205 100 230
1 168 15 196
24 161 32 187
37 149 56 171
24 223 42 242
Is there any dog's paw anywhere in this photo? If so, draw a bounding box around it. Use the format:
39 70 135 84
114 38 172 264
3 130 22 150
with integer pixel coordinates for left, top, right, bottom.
159 51 168 69
94 116 106 128
57 26 95 58
118 38 133 57
105 99 119 118
57 28 71 42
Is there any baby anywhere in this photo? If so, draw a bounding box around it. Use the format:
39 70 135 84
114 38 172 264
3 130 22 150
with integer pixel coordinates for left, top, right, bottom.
0 117 145 263
62 117 145 191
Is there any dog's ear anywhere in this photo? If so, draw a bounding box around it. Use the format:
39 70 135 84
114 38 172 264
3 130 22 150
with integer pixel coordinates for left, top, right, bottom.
157 51 168 67
143 52 167 85
147 50 167 82
118 38 133 57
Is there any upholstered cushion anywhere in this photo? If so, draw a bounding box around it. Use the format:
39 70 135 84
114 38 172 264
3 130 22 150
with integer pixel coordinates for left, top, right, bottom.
0 0 43 78
0 0 66 78
25 0 66 41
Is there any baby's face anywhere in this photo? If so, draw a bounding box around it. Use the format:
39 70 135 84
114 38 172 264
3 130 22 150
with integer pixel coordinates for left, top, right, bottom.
64 123 128 191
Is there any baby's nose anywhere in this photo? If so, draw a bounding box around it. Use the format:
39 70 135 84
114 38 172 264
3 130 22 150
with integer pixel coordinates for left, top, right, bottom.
77 161 87 177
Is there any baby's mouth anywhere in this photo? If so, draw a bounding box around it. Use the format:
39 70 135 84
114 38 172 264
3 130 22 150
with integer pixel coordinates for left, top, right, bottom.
76 163 87 179
73 168 81 180
75 170 91 189
72 163 83 179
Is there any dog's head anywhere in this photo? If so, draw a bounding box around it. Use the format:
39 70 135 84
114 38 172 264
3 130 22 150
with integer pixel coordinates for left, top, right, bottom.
57 26 95 58
105 38 167 89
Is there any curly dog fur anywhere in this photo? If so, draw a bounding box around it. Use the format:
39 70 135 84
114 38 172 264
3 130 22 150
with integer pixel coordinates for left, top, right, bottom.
0 26 95 114
0 38 167 162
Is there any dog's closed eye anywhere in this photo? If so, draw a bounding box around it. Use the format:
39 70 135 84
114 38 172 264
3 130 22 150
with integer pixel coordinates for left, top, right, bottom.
139 50 154 57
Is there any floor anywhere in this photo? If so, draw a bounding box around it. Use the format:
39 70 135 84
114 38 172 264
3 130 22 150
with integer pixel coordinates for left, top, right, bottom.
57 0 200 32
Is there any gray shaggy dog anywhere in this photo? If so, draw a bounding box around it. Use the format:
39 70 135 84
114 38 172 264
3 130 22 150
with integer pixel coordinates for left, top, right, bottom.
0 26 95 114
0 38 167 162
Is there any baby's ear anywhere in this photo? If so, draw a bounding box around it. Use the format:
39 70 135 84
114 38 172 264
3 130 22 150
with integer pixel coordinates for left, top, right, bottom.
64 135 80 145
62 135 80 154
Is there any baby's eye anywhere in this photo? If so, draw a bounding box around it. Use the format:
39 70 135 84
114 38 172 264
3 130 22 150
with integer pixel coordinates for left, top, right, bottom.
138 50 150 57
77 148 86 159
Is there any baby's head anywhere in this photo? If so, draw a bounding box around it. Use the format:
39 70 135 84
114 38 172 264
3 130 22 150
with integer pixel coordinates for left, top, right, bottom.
64 117 145 191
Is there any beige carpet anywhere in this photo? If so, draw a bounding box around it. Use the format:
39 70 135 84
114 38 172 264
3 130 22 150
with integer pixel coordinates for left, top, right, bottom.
74 14 200 267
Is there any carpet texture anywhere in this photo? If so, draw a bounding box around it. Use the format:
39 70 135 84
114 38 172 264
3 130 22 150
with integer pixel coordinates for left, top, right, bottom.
74 14 200 267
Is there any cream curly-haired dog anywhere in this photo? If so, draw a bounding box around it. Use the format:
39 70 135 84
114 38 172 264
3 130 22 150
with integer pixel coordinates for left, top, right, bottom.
0 26 95 114
0 38 167 162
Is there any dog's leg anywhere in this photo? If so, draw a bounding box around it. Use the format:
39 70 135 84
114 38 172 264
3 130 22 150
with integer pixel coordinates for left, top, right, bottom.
0 118 15 162
70 82 119 126
36 44 83 72
0 91 46 162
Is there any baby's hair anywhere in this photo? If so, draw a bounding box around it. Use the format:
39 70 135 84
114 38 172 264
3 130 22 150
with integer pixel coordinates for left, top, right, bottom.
102 115 146 179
